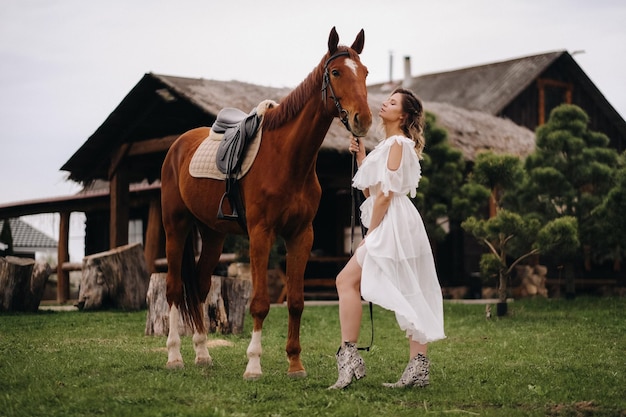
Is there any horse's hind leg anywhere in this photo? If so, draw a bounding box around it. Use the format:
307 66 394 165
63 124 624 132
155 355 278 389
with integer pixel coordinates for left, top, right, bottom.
161 162 192 369
164 216 190 369
166 304 185 369
191 225 226 367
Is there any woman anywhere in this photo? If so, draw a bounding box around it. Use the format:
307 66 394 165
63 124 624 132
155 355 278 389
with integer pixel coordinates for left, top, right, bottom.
329 88 445 390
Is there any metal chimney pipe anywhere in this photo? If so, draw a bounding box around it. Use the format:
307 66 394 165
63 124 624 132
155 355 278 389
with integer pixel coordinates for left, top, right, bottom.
402 56 412 88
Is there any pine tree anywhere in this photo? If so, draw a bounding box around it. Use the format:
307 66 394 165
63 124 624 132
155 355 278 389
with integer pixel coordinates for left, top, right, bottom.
460 151 579 312
514 104 619 296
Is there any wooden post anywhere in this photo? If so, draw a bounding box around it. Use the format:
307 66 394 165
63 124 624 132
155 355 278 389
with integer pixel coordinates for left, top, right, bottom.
144 198 163 273
57 211 71 303
110 168 129 249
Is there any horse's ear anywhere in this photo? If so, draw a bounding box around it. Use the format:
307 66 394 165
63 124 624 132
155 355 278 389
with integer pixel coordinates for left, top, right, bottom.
328 26 339 54
350 29 365 54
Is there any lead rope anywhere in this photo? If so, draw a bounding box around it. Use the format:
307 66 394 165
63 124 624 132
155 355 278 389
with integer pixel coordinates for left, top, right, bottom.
350 138 374 352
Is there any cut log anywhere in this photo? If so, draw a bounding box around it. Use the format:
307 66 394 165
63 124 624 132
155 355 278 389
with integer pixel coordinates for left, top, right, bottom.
223 276 252 334
78 243 149 311
0 256 51 312
145 273 251 336
206 275 229 333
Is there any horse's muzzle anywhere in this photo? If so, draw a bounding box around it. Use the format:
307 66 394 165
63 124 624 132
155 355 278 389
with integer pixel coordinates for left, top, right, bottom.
351 110 372 137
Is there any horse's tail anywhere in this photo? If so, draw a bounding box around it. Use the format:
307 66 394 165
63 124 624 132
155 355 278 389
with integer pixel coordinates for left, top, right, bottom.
178 229 206 334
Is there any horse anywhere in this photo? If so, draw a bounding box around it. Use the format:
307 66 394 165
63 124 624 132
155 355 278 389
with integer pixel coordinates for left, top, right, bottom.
160 27 372 380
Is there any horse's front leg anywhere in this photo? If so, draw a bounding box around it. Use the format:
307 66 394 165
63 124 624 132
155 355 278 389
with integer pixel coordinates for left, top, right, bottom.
243 230 273 380
284 226 314 378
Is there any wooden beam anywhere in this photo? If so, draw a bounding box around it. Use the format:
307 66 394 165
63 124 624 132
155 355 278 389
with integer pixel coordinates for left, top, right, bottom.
57 211 70 303
127 135 179 156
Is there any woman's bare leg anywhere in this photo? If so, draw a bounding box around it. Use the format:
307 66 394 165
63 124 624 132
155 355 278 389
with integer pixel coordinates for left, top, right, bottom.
409 340 427 358
335 255 363 343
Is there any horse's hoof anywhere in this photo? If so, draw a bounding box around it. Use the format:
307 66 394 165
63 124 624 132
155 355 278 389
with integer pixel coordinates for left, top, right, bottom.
195 357 213 367
288 370 307 379
166 360 184 370
243 372 262 381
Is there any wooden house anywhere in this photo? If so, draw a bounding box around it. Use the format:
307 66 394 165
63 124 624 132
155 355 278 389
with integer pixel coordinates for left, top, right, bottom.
371 50 626 151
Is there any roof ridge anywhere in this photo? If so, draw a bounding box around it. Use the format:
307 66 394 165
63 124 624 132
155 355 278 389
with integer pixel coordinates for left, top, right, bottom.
415 50 566 78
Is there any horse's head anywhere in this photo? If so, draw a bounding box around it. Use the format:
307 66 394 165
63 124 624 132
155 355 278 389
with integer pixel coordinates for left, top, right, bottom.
322 27 372 138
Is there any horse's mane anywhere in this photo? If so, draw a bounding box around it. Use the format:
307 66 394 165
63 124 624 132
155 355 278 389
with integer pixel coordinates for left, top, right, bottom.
263 46 351 131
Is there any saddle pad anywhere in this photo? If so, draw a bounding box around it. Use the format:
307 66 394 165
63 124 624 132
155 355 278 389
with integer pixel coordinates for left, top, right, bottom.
188 99 277 180
189 128 262 180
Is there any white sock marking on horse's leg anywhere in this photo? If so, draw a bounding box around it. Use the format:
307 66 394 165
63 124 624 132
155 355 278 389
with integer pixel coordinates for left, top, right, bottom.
166 305 184 369
243 330 263 379
193 331 212 366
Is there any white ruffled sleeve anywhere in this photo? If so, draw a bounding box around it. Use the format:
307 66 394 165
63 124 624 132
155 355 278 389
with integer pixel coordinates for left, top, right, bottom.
352 136 421 197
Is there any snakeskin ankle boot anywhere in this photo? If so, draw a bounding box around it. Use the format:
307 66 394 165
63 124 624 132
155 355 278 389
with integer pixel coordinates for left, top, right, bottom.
383 353 430 388
328 341 366 389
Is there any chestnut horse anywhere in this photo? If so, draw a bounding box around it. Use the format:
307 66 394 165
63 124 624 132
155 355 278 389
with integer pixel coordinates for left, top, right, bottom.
160 27 371 379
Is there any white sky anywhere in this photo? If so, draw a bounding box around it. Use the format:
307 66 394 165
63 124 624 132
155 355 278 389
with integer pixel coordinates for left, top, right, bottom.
1 0 625 259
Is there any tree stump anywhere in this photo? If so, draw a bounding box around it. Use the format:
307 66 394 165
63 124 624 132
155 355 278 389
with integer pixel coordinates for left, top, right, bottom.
223 276 252 333
206 275 229 333
77 243 149 311
145 273 251 336
0 256 51 312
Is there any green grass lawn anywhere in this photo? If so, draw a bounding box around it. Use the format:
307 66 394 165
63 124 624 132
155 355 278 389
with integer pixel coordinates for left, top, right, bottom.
1 297 625 417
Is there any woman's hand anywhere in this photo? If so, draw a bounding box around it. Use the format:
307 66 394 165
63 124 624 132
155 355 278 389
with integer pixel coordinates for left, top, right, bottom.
349 136 366 166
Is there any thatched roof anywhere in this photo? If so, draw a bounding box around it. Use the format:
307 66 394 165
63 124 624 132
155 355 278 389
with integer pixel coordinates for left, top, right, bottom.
157 75 292 116
423 101 535 160
324 92 535 160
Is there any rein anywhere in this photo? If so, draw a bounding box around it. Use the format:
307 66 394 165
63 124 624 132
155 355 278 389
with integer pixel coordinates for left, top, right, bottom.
321 51 352 134
350 138 374 352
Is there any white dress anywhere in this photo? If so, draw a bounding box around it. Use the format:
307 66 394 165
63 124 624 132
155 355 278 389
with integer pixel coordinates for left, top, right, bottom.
352 135 446 344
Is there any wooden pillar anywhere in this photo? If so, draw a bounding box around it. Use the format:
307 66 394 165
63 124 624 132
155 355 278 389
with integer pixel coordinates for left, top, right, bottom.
110 168 129 249
57 211 71 303
144 197 163 273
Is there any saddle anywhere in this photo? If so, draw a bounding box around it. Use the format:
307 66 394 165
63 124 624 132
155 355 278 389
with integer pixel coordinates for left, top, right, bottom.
215 106 263 230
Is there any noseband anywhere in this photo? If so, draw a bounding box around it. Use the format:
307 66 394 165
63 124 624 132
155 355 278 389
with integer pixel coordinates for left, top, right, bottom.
321 51 355 135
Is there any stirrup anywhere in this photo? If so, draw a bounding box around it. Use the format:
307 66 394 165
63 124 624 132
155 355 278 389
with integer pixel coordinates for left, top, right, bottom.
217 192 239 221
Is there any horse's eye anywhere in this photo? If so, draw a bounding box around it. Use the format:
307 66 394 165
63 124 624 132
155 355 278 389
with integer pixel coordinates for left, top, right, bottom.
331 69 340 77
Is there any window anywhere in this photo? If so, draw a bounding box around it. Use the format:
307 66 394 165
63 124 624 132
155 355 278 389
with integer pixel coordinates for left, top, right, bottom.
128 219 143 246
537 79 573 125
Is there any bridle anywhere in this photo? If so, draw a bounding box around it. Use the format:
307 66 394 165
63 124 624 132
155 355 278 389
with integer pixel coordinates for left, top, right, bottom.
321 50 354 134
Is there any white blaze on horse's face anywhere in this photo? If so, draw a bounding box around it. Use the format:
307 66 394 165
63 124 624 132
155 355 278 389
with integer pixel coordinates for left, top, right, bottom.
345 58 358 76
